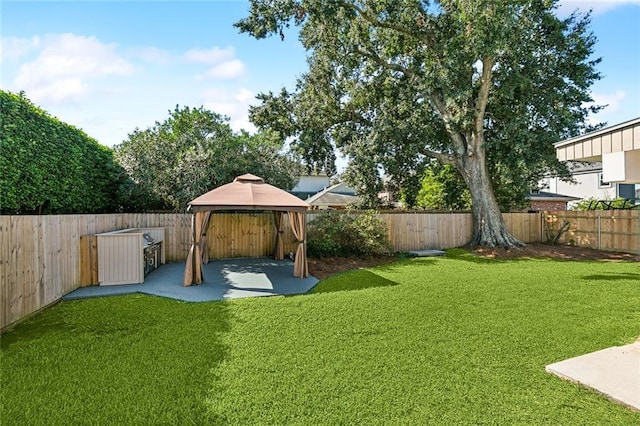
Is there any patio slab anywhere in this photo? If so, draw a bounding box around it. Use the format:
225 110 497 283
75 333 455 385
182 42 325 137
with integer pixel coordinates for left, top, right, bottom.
408 249 446 257
546 342 640 411
63 258 319 302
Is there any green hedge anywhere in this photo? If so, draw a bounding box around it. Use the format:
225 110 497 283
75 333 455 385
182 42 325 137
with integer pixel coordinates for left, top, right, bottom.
0 91 131 214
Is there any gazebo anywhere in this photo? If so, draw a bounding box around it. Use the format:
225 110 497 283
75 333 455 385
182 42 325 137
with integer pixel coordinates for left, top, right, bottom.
183 174 310 286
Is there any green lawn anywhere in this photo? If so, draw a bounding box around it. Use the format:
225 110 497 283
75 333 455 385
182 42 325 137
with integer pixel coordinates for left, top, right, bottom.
2 249 639 425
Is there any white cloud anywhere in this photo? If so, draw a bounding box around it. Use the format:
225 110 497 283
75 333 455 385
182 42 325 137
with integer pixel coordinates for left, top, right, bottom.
12 33 133 104
183 46 235 64
0 36 40 63
591 90 626 111
585 90 627 125
29 79 89 104
201 59 246 80
557 0 640 16
202 87 256 132
133 46 172 64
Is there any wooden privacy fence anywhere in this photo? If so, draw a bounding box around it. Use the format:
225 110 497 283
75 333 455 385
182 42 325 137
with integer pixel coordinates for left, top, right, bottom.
543 210 639 254
0 214 192 331
378 211 542 251
2 211 543 330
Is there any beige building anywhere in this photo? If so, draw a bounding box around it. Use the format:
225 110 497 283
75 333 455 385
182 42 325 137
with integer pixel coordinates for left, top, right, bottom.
555 117 640 184
552 117 640 205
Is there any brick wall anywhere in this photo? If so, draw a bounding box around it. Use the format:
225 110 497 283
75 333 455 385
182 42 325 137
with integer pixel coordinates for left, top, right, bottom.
530 200 567 211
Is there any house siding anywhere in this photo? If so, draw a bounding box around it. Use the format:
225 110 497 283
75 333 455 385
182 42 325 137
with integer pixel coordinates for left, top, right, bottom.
555 117 640 162
541 171 618 204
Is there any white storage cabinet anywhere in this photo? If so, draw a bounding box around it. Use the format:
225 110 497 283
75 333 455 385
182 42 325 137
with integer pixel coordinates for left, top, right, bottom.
96 227 165 285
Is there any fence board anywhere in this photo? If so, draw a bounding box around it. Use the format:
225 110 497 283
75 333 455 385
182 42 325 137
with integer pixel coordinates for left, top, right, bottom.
9 216 22 325
0 216 9 328
79 235 99 286
22 216 38 321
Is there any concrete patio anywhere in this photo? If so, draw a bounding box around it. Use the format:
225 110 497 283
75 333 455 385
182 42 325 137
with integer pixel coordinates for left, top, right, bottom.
546 341 640 411
63 258 319 302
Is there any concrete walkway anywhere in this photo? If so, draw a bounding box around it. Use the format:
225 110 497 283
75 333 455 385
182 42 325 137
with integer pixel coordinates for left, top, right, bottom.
546 341 640 411
64 258 319 302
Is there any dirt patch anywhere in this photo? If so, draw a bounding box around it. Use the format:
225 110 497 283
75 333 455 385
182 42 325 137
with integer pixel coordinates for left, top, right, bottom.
308 244 638 280
308 255 398 280
468 243 638 262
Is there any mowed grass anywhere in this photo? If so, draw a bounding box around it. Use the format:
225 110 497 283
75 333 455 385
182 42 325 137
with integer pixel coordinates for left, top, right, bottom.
2 250 639 425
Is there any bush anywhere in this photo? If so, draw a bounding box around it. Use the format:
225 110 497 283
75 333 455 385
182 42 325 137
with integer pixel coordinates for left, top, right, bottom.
307 210 392 257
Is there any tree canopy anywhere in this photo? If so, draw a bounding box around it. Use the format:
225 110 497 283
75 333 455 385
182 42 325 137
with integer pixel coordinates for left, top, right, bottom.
114 105 302 211
236 0 602 247
415 162 471 210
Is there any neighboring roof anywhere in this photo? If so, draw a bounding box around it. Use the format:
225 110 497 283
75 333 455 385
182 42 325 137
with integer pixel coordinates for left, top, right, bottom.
307 192 361 206
291 174 331 193
188 174 310 212
329 182 357 195
306 183 361 206
528 191 581 202
567 161 602 174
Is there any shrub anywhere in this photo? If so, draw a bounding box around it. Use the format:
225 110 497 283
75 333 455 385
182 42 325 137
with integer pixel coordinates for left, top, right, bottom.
307 210 392 257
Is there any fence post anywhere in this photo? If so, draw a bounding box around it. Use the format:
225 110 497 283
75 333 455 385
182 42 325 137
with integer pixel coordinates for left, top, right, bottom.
597 214 601 250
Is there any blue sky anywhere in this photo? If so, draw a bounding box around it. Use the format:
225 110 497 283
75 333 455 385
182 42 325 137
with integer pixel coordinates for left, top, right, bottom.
2 0 639 149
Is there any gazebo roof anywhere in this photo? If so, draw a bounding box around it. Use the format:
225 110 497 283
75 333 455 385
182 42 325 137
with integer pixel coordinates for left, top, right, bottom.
188 174 310 212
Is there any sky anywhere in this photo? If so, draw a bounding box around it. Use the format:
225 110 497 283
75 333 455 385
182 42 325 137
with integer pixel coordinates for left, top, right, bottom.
2 0 640 151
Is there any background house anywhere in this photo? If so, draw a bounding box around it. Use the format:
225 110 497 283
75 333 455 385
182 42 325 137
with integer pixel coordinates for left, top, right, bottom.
305 182 361 209
527 190 580 211
552 117 640 206
539 161 637 208
290 174 331 200
541 117 640 208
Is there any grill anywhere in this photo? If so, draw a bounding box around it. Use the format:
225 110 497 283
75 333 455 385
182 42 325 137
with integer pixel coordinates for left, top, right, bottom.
143 234 161 276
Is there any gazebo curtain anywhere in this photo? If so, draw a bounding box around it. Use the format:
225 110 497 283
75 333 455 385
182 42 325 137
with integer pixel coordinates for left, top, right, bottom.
289 211 308 278
273 211 285 260
183 211 211 286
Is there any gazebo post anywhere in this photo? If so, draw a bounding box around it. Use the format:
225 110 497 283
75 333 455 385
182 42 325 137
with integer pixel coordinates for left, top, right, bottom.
273 211 285 260
183 211 209 286
289 211 309 278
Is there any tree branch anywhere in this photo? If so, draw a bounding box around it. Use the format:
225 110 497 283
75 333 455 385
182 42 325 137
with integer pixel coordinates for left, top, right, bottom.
357 45 466 157
419 147 456 166
342 1 436 48
423 95 466 157
356 47 413 78
474 56 494 145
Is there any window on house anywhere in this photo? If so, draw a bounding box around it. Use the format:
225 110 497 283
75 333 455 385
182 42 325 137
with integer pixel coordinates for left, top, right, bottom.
598 172 611 188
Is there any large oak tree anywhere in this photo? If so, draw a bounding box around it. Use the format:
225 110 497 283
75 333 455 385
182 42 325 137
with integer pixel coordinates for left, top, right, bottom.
236 0 602 247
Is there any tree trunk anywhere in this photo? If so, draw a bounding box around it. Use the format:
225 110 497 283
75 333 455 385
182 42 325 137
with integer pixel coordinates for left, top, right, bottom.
460 149 524 248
